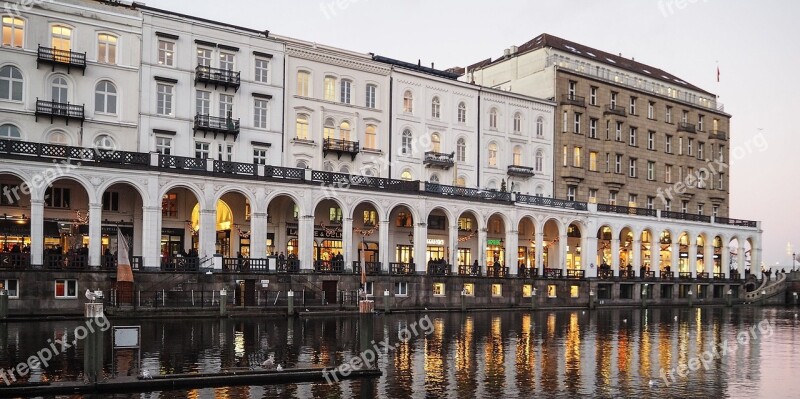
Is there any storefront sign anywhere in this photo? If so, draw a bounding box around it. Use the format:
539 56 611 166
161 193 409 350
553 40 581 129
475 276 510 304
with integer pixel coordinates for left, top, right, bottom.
426 238 445 246
285 226 343 239
487 239 502 246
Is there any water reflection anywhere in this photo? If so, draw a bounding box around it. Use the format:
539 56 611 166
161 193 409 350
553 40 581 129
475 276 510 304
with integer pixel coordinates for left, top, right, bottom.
0 307 797 398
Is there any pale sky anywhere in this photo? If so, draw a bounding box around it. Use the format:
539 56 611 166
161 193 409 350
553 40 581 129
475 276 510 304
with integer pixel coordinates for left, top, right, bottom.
145 0 800 266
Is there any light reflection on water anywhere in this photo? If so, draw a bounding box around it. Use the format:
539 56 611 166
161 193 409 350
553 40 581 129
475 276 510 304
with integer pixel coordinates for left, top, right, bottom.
0 307 798 398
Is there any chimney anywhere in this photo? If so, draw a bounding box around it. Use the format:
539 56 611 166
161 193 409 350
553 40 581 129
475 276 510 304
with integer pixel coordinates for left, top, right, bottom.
509 45 518 55
503 48 511 58
418 59 421 68
431 62 435 69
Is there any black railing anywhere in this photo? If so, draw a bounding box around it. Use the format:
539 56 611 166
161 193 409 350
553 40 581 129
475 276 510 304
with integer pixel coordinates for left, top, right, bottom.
516 194 588 211
597 203 657 217
389 262 415 275
709 130 727 140
311 171 417 192
423 151 455 169
96 149 150 166
428 263 450 276
0 253 30 269
604 104 626 117
35 99 84 124
561 94 586 107
713 273 726 280
425 183 513 202
543 268 562 278
715 217 757 228
620 270 636 279
353 261 382 275
159 154 206 171
194 114 240 136
222 257 269 272
314 260 345 273
276 259 300 273
161 256 200 272
644 271 656 279
731 271 741 280
519 267 538 278
486 265 508 278
598 269 614 279
661 271 675 279
696 272 709 279
661 211 711 223
678 122 696 133
566 269 585 279
323 138 360 160
213 160 257 176
44 254 89 270
457 264 480 276
507 165 536 177
265 166 305 180
37 45 86 72
195 65 241 89
679 272 693 280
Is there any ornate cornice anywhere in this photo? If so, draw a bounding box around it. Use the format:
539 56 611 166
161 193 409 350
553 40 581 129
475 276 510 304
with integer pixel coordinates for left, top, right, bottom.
288 46 391 76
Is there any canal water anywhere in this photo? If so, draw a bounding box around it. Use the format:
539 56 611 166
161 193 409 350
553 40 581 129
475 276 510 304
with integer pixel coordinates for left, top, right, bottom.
0 307 797 398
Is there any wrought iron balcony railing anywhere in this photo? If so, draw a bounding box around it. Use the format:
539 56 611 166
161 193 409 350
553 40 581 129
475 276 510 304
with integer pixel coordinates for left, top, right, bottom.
423 151 455 169
193 114 240 139
425 183 512 202
507 165 536 178
604 104 626 117
35 99 84 125
597 203 657 217
389 262 415 275
662 211 711 223
195 65 241 90
709 130 727 140
323 138 360 160
458 264 480 277
353 261 382 275
561 94 586 107
37 45 86 73
678 122 696 133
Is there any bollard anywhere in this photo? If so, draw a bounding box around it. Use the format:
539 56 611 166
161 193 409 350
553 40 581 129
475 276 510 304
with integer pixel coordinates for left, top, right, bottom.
287 290 294 317
687 290 693 308
219 289 227 317
83 302 104 384
383 289 390 314
0 290 7 319
588 289 595 310
727 289 733 307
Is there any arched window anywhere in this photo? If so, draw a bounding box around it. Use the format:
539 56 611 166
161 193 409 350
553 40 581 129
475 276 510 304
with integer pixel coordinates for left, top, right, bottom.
513 145 522 166
535 185 544 196
487 180 497 191
323 118 335 140
457 102 466 123
295 114 309 139
403 90 413 113
400 170 412 181
489 108 498 129
296 71 310 96
94 80 117 114
456 138 466 162
339 165 350 174
2 17 24 48
339 121 351 141
535 150 544 172
536 117 544 137
93 134 116 151
47 130 71 145
323 161 334 172
365 124 377 149
488 142 498 167
401 129 412 155
430 132 441 152
0 124 21 140
51 25 72 52
323 75 336 101
51 76 68 103
513 112 522 133
456 176 466 187
97 33 117 64
431 96 440 118
0 65 23 101
296 160 309 169
429 174 439 184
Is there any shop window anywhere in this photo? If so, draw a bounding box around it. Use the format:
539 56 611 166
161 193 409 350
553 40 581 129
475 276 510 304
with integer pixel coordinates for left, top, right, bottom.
363 210 377 226
1 279 18 298
522 284 533 298
547 284 557 298
491 284 502 297
395 211 412 227
463 283 475 296
161 193 177 217
102 191 119 212
661 284 674 299
329 207 342 224
55 279 77 298
620 284 634 299
395 282 408 296
432 283 445 296
570 285 579 298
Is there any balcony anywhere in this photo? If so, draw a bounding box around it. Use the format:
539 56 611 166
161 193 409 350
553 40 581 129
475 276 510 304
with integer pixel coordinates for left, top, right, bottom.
661 211 711 223
195 65 241 91
597 203 657 217
458 264 480 277
193 114 240 140
160 256 200 272
425 183 512 202
598 269 614 279
323 138 360 161
222 257 270 272
276 259 300 273
486 265 508 278
515 194 588 211
560 166 585 183
643 271 656 279
543 268 563 278
620 270 636 279
314 260 345 273
713 273 726 280
389 262 415 275
519 267 538 279
311 171 417 193
424 151 455 169
0 253 30 269
428 263 450 276
697 272 709 280
507 165 536 178
566 269 585 279
679 272 693 280
661 271 675 279
35 99 84 126
353 261 382 275
604 104 626 117
677 122 696 133
560 94 586 107
709 130 727 141
37 45 86 74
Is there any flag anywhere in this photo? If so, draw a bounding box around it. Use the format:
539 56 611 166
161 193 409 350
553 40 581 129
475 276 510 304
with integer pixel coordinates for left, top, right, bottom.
360 237 366 288
116 228 133 283
716 66 720 82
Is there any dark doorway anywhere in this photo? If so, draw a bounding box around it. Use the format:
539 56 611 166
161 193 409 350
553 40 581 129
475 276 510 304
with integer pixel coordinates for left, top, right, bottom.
244 280 256 306
322 280 338 305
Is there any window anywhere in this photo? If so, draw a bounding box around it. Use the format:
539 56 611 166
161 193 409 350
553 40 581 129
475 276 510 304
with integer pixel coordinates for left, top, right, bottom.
647 131 655 150
219 52 234 71
196 47 212 67
94 81 117 114
401 129 412 155
431 97 440 118
610 92 617 107
609 191 617 206
329 207 343 224
2 17 24 48
567 186 576 201
457 102 466 123
322 161 333 172
55 279 77 299
629 127 637 146
615 122 622 141
647 196 654 210
218 143 233 162
0 65 22 101
102 191 119 212
535 150 544 172
156 83 174 116
219 94 233 118
488 108 499 129
456 138 466 162
456 176 466 187
547 284 557 298
568 80 576 97
682 110 689 123
513 112 522 133
536 117 544 137
647 161 655 180
488 143 497 167
570 285 580 298
432 283 445 296
97 34 117 64
589 118 597 138
363 210 377 226
590 86 597 105
400 170 412 181
629 97 637 115
562 146 568 167
614 154 622 174
605 153 610 172
47 130 70 145
253 98 268 128
45 187 70 208
665 135 673 153
93 134 116 151
589 189 597 203
195 90 210 115
0 279 18 298
51 25 71 52
365 124 377 149
665 199 671 211
718 145 725 163
697 203 704 215
339 121 351 141
297 71 310 96
462 283 475 296
513 146 522 166
0 124 21 140
665 106 672 123
717 173 724 190
403 90 413 113
157 40 174 66
458 217 472 231
51 76 68 103
713 205 719 218
648 101 655 119
365 84 376 108
572 147 581 167
323 76 336 101
323 118 335 140
698 142 705 160
562 111 567 133
155 136 171 155
589 151 598 171
295 114 309 139
698 115 704 131
0 184 17 205
254 58 270 83
194 141 210 159
492 284 503 297
428 133 441 152
686 138 694 156
429 174 440 184
629 158 637 177
395 282 408 296
340 79 352 104
681 200 689 214
573 113 581 133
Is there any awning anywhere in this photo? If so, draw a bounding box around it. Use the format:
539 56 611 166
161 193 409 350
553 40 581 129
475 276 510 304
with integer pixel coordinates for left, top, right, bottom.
0 219 30 236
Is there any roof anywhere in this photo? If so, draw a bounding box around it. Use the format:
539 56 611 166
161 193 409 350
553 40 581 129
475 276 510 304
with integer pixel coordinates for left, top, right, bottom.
469 33 714 96
131 2 270 37
372 55 462 80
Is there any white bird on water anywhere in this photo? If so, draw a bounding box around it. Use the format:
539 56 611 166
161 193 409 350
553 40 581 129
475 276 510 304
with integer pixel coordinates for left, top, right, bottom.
85 289 97 303
141 370 152 379
623 318 627 324
674 316 678 321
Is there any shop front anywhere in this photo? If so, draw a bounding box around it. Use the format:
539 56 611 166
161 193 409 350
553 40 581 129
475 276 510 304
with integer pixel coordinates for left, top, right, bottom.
485 238 505 267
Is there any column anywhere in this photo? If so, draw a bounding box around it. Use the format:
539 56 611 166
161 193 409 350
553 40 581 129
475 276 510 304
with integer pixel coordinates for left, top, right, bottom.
141 205 161 268
250 212 268 259
88 202 102 268
342 217 353 269
611 238 620 276
585 236 598 278
535 231 544 276
652 241 661 278
413 222 427 273
721 243 730 278
752 245 763 279
688 238 697 277
299 215 315 271
198 208 216 259
477 228 488 268
632 239 641 275
449 223 459 274
558 232 568 275
30 200 44 267
505 229 519 276
737 243 746 279
379 220 390 272
671 242 680 275
704 242 714 277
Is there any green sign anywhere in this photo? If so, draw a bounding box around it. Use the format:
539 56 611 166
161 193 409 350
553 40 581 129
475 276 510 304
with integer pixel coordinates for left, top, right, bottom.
487 239 502 246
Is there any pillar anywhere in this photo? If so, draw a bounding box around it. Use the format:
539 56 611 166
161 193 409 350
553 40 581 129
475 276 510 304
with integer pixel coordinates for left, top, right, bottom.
704 241 714 277
477 228 487 268
413 222 427 273
141 205 161 268
611 238 620 276
535 231 544 276
721 243 730 278
671 242 680 275
737 243 746 279
506 229 519 276
30 200 44 266
449 223 459 274
558 232 568 275
198 208 216 259
299 215 315 271
752 244 763 279
688 238 697 277
379 220 390 272
652 239 660 278
88 202 102 268
632 239 641 275
342 217 353 268
250 212 268 259
585 236 598 278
